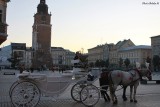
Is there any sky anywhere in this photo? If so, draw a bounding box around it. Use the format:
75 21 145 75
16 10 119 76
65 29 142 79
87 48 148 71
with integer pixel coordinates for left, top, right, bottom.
1 0 160 53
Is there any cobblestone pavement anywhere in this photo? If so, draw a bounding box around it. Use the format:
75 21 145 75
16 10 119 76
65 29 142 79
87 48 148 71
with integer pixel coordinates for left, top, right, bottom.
1 69 160 107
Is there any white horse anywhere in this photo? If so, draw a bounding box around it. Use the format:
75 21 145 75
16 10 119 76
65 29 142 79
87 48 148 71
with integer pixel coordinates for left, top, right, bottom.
109 62 152 104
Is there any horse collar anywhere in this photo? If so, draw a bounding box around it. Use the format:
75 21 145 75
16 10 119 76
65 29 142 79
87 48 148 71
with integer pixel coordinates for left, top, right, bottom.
135 68 140 74
135 69 142 78
129 71 136 77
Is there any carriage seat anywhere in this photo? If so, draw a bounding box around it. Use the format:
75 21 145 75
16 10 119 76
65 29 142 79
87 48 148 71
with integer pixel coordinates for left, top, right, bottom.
87 68 101 81
17 71 46 81
87 74 94 81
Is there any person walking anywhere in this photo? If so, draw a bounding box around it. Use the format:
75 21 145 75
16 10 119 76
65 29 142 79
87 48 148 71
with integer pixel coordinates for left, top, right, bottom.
19 64 24 73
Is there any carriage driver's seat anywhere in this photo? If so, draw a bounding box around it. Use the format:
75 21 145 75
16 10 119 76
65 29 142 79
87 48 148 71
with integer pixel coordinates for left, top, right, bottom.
87 68 101 81
87 73 94 81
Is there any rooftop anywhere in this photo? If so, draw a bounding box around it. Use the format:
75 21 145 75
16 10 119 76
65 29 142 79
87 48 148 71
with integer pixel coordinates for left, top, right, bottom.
151 35 160 38
119 45 151 51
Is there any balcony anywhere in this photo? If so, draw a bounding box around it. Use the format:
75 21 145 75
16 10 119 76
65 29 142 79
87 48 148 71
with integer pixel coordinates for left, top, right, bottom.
0 22 8 45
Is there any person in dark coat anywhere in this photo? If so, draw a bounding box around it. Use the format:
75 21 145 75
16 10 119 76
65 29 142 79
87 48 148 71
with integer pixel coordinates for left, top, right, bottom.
74 52 80 67
99 69 110 102
19 64 24 74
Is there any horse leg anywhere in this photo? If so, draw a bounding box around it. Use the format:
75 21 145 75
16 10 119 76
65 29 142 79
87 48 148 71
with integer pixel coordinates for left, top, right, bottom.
102 86 110 102
130 85 133 102
101 89 108 102
133 82 139 103
109 84 115 103
133 86 138 103
122 86 128 101
105 92 110 102
103 91 110 102
109 84 117 104
114 92 118 104
111 84 118 104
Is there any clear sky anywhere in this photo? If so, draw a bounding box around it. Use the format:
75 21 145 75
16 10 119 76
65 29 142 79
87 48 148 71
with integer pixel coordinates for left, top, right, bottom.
1 0 160 53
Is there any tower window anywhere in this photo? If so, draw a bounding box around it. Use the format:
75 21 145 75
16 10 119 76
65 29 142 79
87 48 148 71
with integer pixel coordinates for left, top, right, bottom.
0 10 2 22
41 16 46 24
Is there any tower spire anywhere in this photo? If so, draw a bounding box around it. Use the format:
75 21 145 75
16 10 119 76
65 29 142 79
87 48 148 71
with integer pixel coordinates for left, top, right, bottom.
37 0 48 14
40 0 45 4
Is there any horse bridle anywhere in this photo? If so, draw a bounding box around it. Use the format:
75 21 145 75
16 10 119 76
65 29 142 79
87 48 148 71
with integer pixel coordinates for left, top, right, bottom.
135 68 152 80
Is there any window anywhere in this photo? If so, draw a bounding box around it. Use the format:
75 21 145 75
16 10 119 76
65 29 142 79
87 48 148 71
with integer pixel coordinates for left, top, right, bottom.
0 10 2 22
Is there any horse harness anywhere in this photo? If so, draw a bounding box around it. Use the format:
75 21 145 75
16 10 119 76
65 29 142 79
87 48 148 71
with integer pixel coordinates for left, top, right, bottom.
127 69 141 86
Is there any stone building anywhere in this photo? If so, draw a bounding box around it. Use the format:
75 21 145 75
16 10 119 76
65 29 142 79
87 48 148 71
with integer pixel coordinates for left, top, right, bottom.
11 43 26 68
0 44 11 68
25 47 33 70
109 39 135 64
88 44 109 64
87 39 152 66
32 0 52 69
0 0 10 45
151 35 160 57
51 47 75 67
118 45 151 65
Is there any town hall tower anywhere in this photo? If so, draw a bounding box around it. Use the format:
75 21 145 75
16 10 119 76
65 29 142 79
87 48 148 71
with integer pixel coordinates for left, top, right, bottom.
32 0 52 69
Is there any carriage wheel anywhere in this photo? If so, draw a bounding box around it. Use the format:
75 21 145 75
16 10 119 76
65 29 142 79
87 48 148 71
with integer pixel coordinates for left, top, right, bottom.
10 81 41 107
71 82 87 102
9 80 19 97
80 85 100 107
9 80 31 97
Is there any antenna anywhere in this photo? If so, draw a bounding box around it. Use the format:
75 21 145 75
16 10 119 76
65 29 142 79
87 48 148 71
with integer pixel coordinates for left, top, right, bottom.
81 48 84 54
100 37 103 45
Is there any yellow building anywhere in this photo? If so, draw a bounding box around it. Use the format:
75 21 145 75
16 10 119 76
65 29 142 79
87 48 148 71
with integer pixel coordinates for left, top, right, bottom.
88 44 109 64
87 39 151 66
109 39 135 64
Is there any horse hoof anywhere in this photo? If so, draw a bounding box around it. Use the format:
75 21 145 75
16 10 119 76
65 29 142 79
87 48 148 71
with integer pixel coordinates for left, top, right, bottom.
134 100 138 103
130 100 133 102
113 100 118 104
123 97 127 101
108 98 111 102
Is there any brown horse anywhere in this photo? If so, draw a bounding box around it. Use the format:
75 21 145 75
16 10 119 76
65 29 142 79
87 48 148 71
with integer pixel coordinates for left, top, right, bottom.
108 63 152 104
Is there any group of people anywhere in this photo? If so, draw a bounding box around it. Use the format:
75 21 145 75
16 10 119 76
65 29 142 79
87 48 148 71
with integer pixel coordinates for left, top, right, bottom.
18 64 34 73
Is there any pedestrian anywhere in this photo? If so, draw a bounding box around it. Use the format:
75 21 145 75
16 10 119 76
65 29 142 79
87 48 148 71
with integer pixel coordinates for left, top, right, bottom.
19 64 24 74
74 51 82 67
30 65 34 73
99 69 110 102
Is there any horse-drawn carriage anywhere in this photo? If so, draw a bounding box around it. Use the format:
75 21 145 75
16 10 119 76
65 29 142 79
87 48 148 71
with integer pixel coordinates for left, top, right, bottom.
9 60 152 107
9 60 103 107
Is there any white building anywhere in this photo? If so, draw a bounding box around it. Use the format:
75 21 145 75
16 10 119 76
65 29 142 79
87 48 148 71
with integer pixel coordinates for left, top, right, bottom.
151 35 160 57
88 44 109 64
51 47 75 66
25 47 32 69
0 45 11 68
118 45 151 65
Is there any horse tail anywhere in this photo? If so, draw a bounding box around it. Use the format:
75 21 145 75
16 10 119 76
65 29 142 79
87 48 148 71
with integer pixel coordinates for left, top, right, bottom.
108 71 113 85
108 71 115 102
108 71 114 92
